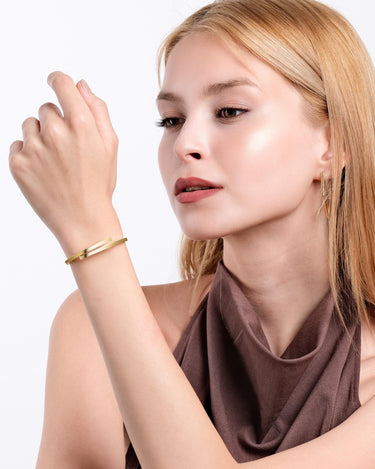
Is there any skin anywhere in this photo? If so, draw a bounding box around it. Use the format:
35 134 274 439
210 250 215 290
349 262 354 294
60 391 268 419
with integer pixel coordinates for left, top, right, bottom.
158 32 333 356
9 32 375 469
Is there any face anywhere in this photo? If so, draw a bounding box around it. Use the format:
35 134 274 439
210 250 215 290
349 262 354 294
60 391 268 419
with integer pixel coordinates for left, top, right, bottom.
157 32 329 241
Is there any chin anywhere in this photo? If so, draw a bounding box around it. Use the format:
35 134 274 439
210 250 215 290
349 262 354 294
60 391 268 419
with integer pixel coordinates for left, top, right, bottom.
181 231 218 242
179 223 229 241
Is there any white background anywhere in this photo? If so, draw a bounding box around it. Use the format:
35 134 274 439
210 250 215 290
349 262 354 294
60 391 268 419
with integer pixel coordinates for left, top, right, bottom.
1 1 374 467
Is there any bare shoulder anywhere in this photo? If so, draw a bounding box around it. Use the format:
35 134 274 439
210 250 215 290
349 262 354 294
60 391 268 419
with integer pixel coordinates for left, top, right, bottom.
142 274 214 352
37 274 214 468
37 290 126 469
359 315 375 405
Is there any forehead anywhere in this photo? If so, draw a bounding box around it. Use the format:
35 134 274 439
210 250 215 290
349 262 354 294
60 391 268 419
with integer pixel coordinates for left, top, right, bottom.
161 32 289 94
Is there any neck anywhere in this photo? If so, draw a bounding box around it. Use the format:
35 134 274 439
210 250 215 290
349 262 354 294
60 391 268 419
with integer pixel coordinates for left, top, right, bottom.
223 207 330 356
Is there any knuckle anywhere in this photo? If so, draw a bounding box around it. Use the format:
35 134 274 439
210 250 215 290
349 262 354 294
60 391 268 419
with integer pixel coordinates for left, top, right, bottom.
38 102 50 114
111 132 119 148
9 152 25 178
21 116 37 131
71 112 90 129
9 140 22 154
39 102 59 115
43 120 64 141
24 134 41 153
95 97 108 110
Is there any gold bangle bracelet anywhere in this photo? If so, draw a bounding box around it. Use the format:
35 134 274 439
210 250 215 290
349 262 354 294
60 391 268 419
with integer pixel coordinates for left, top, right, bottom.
65 237 128 265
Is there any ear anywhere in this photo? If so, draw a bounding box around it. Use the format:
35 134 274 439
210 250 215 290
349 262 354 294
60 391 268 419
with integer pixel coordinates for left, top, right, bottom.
314 124 348 181
314 124 334 180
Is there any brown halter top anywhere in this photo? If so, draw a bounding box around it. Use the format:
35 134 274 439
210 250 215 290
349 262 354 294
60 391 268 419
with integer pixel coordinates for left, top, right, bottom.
126 261 361 467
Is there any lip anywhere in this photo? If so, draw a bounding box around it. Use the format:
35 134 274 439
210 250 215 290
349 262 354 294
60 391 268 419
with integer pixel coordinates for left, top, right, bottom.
174 177 222 204
174 177 222 195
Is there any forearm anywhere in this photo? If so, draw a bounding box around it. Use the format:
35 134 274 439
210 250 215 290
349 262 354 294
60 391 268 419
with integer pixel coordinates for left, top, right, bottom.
68 216 375 469
242 396 375 469
9 71 234 469
11 72 374 469
64 216 236 469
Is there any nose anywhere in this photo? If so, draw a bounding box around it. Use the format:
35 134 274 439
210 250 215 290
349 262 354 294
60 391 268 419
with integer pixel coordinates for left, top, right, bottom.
173 117 208 162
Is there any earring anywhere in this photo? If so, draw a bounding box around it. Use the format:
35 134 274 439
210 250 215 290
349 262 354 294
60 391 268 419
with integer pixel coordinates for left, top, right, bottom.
321 170 330 219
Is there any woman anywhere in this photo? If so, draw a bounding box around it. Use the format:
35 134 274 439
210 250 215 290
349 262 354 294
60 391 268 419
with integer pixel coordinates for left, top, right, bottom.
9 0 375 467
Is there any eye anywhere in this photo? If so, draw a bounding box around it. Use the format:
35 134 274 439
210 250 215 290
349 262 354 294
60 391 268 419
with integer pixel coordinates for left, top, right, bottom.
217 107 248 119
156 117 184 129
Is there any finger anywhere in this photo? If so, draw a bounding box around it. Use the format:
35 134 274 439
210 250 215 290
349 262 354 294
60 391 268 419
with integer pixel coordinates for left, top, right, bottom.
22 117 43 157
9 140 23 157
9 140 25 178
22 117 40 141
39 102 63 121
38 102 63 136
47 71 93 123
76 79 118 146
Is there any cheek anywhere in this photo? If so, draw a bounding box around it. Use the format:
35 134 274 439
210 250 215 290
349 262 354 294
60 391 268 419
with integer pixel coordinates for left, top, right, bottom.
219 119 316 203
158 137 171 188
218 120 292 177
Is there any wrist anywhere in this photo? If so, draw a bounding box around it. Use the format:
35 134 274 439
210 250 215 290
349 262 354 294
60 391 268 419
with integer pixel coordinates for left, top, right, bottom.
57 206 124 258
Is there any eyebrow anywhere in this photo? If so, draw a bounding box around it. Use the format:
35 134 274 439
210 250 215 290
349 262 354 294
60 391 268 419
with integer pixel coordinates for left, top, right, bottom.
156 78 258 103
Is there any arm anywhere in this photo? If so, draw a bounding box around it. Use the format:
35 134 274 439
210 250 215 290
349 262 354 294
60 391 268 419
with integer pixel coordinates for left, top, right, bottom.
10 73 375 469
241 396 375 468
36 291 127 469
52 227 375 469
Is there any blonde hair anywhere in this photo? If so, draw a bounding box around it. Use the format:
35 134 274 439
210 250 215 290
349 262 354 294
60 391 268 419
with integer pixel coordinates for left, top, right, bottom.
158 0 375 326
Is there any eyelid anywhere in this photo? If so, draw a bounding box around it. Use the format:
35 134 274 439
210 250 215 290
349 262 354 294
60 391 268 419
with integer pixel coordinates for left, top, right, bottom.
155 106 250 129
215 106 249 119
155 117 184 129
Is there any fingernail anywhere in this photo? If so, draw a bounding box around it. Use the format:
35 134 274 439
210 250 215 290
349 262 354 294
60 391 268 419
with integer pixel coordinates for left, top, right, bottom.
47 71 63 87
79 79 92 94
47 73 55 87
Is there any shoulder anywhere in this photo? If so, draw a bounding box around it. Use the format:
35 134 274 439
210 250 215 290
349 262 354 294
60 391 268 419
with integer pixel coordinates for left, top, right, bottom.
39 290 126 468
142 274 214 351
49 290 94 356
52 288 87 330
39 276 213 467
54 272 214 352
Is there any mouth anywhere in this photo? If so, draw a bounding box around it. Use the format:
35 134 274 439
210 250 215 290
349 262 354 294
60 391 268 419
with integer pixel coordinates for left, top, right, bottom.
174 177 222 196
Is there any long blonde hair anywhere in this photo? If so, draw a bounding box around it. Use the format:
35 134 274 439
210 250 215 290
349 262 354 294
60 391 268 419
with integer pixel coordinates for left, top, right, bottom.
158 0 375 326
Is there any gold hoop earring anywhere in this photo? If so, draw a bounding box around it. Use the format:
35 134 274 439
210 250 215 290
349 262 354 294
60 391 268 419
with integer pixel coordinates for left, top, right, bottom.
321 170 330 219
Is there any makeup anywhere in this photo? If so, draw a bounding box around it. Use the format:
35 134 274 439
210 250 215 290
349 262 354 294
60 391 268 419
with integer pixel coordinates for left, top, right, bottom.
174 177 222 203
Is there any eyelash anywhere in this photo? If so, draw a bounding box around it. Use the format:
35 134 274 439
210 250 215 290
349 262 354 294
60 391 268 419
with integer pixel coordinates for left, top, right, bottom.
156 107 249 129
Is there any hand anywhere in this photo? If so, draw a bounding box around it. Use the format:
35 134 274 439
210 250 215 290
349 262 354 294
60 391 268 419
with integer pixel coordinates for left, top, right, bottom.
9 72 120 250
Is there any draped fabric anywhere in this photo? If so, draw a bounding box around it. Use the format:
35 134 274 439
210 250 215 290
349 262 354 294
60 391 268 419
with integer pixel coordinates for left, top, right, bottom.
126 261 361 467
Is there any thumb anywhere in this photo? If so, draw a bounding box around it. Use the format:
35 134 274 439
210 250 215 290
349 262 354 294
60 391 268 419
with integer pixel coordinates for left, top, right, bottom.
76 79 117 145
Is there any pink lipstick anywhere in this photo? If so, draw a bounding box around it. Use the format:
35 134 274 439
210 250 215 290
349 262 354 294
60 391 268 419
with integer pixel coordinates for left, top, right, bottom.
174 177 222 204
